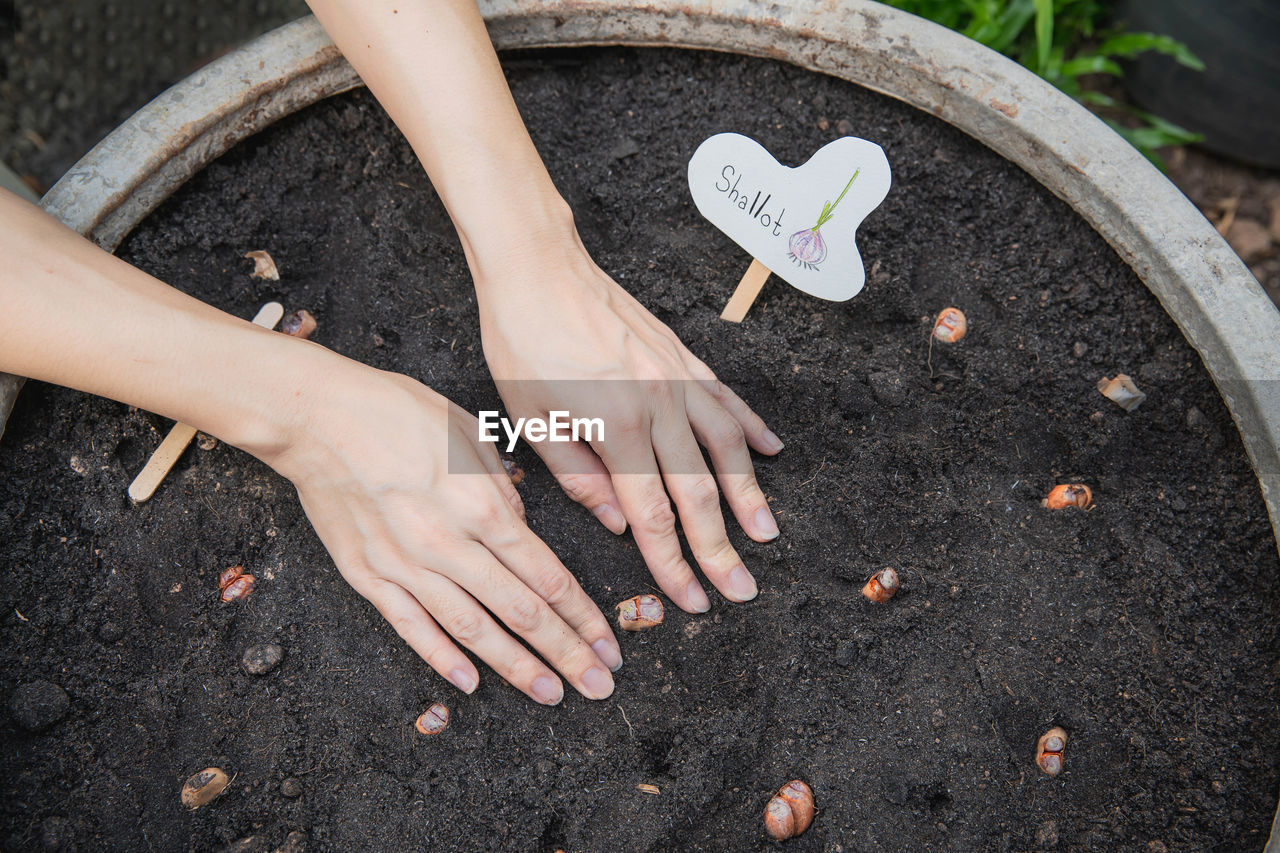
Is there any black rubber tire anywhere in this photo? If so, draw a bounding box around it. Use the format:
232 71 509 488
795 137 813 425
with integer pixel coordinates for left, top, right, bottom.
1118 0 1280 168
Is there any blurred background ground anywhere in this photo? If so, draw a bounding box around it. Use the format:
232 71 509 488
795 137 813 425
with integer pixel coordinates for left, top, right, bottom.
1 0 1278 306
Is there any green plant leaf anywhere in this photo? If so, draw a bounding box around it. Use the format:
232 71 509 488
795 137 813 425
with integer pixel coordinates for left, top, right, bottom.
1033 0 1054 72
1061 55 1123 78
1097 32 1206 70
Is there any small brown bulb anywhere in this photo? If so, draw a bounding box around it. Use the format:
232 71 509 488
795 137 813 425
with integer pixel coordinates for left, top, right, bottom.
181 767 229 809
218 565 244 590
616 594 664 631
220 574 256 603
1043 484 1093 510
862 567 900 603
244 250 279 281
1036 726 1067 776
764 779 815 841
501 454 525 486
281 309 317 340
932 307 967 343
415 702 449 735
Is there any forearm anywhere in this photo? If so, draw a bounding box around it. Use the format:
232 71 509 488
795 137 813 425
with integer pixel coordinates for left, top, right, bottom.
0 188 326 461
305 0 577 282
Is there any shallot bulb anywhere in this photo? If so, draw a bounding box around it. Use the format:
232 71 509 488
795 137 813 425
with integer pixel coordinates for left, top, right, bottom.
415 702 450 735
218 565 256 602
1043 484 1093 510
764 779 815 840
1036 726 1067 776
616 594 664 631
862 567 900 603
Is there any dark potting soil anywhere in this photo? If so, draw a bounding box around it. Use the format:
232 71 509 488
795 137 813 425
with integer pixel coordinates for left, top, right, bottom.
3 46 1279 852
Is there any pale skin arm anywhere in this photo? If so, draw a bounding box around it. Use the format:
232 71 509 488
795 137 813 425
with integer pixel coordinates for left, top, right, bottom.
306 0 785 614
0 187 621 704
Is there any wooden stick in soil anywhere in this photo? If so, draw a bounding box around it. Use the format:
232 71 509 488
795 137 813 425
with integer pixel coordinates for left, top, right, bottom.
127 302 285 504
720 258 772 323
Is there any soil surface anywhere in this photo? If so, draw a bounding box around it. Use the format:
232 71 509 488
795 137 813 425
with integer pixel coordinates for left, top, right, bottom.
2 47 1279 852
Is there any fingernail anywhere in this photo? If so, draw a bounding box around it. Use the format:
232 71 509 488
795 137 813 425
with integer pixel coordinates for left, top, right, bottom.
687 581 712 613
591 503 627 535
581 666 615 699
762 429 785 453
592 638 623 672
449 667 478 694
728 565 758 601
531 675 563 705
754 506 780 540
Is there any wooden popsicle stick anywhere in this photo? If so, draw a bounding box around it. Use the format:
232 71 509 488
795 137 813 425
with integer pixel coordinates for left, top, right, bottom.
127 302 285 504
720 258 772 323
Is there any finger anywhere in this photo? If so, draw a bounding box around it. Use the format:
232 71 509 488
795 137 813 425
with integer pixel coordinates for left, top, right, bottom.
419 544 616 701
533 437 627 535
463 421 526 521
682 357 784 456
398 566 570 705
685 386 780 543
364 577 480 694
485 526 623 672
598 418 711 614
649 408 759 604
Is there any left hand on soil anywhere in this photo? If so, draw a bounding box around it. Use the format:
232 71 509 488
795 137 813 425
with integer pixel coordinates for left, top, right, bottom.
475 238 784 613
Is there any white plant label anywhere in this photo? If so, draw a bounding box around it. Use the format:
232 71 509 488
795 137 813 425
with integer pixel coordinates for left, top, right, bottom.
688 133 892 301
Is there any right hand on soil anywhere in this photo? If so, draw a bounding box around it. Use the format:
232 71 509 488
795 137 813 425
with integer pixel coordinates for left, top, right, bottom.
266 361 622 704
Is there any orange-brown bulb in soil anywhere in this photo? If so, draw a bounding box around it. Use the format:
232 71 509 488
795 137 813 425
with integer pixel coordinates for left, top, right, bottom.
181 767 229 809
616 594 664 631
862 567 900 603
218 565 256 602
1036 726 1067 776
500 454 525 486
932 307 967 343
415 702 449 735
1043 484 1093 510
281 309 317 340
764 780 815 841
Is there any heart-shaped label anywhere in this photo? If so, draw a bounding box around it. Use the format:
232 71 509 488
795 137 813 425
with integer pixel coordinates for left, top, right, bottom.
688 133 892 301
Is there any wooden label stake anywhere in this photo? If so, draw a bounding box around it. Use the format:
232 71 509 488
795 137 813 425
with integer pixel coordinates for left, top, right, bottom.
127 302 285 504
720 259 772 323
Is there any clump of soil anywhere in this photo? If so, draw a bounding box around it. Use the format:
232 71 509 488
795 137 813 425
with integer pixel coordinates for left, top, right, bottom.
2 47 1278 852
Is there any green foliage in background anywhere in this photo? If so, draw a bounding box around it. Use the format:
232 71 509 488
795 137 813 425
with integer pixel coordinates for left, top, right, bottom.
882 0 1205 166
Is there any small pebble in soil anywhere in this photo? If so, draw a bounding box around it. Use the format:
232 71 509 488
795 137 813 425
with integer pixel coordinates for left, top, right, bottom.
280 777 303 798
866 371 906 407
862 567 900 603
834 640 858 667
1043 484 1093 510
1073 341 1088 358
196 431 218 451
242 643 285 676
9 680 70 732
932 307 967 343
764 779 815 841
616 594 664 631
1186 405 1208 430
97 620 125 643
415 702 450 735
181 766 229 809
277 831 308 853
1036 727 1067 777
1034 820 1060 848
229 836 266 853
836 118 854 135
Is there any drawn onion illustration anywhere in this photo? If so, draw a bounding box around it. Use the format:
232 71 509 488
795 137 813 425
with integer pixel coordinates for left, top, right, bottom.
787 168 859 271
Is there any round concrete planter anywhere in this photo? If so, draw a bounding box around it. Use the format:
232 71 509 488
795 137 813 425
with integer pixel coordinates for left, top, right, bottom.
4 3 1278 844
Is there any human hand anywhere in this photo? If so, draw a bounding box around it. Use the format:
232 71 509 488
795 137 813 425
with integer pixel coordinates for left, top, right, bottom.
266 356 622 704
474 234 784 614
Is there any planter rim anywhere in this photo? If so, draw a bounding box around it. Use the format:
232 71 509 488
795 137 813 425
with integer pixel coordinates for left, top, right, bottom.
5 6 1280 844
